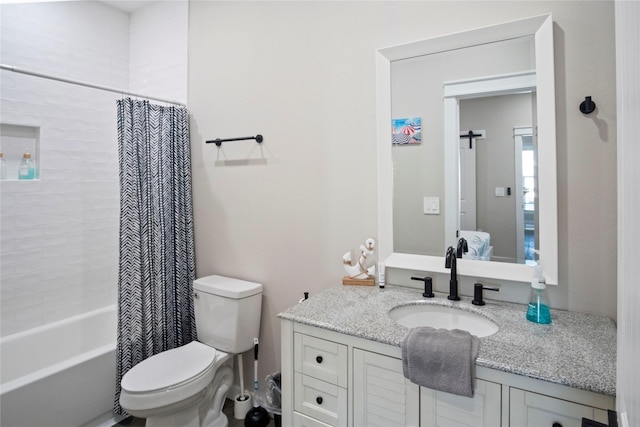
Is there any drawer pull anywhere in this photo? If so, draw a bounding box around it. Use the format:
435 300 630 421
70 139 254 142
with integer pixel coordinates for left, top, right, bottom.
316 396 323 405
316 355 323 364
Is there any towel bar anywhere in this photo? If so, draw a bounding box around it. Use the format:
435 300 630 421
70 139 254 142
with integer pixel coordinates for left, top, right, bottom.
206 134 263 147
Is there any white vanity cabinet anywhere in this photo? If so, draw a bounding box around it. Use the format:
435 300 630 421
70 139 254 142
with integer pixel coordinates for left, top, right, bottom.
293 333 348 427
509 388 610 427
352 348 501 427
420 378 502 426
281 320 615 427
352 348 419 426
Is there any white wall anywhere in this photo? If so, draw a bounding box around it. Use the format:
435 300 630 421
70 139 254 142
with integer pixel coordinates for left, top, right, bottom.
129 0 188 105
189 1 617 384
0 0 188 337
616 1 640 425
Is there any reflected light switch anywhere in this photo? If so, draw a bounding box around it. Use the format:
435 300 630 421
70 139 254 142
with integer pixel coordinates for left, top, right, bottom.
424 197 440 214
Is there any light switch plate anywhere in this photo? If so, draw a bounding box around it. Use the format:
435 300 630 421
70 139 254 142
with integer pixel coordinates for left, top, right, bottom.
495 187 505 197
424 197 440 214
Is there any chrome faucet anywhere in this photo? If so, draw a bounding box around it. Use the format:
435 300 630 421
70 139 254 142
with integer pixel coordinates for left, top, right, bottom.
445 246 460 301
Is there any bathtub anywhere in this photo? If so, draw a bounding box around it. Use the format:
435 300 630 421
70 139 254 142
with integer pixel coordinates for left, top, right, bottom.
0 305 127 427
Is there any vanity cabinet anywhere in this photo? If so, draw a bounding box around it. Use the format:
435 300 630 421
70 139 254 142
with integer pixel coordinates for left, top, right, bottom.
421 377 502 426
281 320 615 427
353 348 501 427
509 388 609 427
352 348 419 426
293 333 348 427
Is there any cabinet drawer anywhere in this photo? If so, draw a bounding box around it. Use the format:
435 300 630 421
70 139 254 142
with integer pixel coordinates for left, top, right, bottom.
294 372 347 427
293 412 333 427
294 333 347 387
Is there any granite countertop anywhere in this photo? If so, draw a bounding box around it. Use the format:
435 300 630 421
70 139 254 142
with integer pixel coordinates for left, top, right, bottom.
278 284 616 397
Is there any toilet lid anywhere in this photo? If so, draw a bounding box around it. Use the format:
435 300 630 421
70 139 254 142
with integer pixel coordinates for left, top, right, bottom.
121 341 216 393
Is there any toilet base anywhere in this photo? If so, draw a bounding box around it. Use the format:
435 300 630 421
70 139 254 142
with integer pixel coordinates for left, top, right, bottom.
140 365 234 427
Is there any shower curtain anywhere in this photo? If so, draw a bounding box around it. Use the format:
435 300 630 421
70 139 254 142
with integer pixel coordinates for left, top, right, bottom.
114 98 197 415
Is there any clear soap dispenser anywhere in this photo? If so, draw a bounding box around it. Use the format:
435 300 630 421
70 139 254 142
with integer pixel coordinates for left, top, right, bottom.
526 259 551 324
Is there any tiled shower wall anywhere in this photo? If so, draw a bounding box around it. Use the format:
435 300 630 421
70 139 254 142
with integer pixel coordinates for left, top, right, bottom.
129 1 188 104
0 1 188 337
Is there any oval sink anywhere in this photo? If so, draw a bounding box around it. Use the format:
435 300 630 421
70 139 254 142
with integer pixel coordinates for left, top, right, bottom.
389 304 498 337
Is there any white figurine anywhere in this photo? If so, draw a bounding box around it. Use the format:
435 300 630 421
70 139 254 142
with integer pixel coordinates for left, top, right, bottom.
342 238 376 279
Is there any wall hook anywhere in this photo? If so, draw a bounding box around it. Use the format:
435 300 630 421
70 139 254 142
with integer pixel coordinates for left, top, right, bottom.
579 96 596 114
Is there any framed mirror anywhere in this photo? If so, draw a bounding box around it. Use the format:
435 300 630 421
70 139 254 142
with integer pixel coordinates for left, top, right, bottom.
377 14 558 285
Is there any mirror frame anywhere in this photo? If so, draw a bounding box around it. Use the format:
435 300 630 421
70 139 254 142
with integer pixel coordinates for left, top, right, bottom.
376 14 558 285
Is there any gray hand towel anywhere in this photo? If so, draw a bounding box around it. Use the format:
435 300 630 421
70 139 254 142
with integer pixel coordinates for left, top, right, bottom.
401 326 479 397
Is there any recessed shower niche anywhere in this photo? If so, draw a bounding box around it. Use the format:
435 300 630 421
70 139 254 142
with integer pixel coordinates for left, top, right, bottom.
0 124 40 181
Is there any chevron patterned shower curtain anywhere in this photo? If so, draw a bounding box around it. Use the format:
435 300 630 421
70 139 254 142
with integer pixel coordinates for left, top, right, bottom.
114 98 197 415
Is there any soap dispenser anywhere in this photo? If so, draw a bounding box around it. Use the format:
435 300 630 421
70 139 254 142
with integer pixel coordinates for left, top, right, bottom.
526 259 551 324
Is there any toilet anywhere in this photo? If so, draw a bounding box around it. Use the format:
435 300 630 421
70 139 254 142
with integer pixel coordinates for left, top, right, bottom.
119 275 263 427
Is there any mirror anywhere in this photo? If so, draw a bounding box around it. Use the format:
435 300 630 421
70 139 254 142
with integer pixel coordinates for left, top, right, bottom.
377 14 558 284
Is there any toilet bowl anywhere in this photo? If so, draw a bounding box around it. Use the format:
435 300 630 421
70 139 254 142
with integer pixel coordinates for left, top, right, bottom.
120 342 232 425
119 275 263 427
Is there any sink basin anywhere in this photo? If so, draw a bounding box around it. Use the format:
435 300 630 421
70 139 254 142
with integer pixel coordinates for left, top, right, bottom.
389 304 498 337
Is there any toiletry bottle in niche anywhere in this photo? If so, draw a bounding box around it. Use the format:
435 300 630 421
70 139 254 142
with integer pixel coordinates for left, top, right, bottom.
0 151 7 180
526 259 551 324
18 151 35 180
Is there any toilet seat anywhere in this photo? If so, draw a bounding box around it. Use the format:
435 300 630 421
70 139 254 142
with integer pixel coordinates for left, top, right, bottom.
120 341 229 413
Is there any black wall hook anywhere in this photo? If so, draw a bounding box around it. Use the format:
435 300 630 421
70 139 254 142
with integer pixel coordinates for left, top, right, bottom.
459 130 483 149
579 96 596 114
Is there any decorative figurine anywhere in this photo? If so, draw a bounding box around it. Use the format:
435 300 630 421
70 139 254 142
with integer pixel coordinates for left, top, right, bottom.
342 238 376 285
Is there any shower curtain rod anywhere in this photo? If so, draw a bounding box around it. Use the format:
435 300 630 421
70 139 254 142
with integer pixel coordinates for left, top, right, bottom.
1 64 186 107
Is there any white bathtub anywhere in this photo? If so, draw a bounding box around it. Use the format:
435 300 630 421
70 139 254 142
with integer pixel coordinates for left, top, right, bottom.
0 305 126 427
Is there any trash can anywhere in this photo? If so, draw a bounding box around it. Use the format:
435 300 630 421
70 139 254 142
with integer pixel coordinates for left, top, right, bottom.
256 372 281 427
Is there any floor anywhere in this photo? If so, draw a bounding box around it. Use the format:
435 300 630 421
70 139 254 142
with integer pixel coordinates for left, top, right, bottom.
120 398 276 427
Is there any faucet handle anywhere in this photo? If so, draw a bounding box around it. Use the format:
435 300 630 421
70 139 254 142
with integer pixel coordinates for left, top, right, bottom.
411 276 434 298
472 283 499 306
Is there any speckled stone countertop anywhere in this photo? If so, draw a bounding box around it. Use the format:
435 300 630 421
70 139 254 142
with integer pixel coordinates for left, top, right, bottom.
278 285 616 397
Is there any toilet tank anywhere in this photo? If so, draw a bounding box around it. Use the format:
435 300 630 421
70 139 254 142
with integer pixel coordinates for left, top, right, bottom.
193 275 263 354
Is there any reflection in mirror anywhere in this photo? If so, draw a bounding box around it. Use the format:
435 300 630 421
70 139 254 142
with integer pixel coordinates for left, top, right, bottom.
459 93 536 264
377 14 558 285
392 37 535 261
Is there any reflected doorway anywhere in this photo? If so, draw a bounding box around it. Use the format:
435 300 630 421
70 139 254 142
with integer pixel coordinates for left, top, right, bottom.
514 127 536 263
